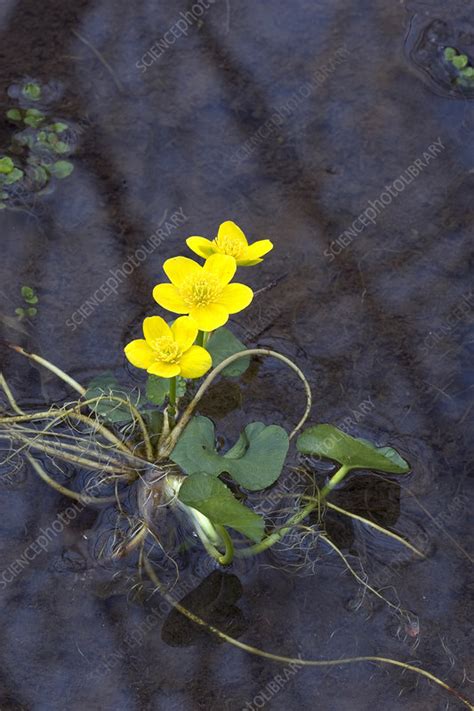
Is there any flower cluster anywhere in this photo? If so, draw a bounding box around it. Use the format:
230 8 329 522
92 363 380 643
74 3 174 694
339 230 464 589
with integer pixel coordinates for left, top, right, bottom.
124 221 273 379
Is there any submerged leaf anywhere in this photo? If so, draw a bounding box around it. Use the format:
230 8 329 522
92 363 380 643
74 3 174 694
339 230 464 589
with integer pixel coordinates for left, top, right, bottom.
171 415 289 490
161 571 246 647
207 327 250 376
178 473 264 542
297 424 410 474
85 372 141 423
4 168 23 184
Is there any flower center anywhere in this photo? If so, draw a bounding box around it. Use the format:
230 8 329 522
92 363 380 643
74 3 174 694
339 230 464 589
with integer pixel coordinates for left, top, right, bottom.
213 234 245 259
180 274 222 308
151 337 181 363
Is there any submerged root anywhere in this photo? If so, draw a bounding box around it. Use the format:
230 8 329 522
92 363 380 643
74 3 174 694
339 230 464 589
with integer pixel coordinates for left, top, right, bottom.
142 553 474 710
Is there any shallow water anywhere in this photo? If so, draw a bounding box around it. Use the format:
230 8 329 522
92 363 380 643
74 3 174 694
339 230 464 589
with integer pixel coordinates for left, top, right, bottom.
0 1 473 709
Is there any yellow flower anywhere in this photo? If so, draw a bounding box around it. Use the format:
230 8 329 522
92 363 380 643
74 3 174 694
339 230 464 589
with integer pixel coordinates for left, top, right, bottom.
186 220 273 266
124 315 212 379
152 253 253 331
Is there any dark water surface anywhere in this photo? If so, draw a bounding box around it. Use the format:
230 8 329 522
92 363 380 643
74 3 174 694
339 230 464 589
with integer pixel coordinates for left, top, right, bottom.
0 1 473 709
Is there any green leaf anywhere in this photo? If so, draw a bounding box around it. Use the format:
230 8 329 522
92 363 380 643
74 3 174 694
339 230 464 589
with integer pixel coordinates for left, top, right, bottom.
85 373 141 424
26 307 37 317
443 47 457 61
52 141 69 154
50 122 68 133
178 473 264 542
4 168 23 184
15 308 25 319
21 286 38 304
171 415 289 491
22 82 42 100
145 375 186 405
48 160 74 179
146 375 169 405
0 157 14 175
207 327 250 376
452 54 468 69
24 112 45 128
297 424 410 474
460 66 474 78
6 109 22 122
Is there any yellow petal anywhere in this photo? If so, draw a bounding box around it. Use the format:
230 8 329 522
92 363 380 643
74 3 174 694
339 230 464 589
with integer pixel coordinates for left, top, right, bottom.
153 284 189 314
189 303 228 331
147 361 181 378
163 256 202 287
171 316 198 352
186 236 215 259
143 316 172 344
217 221 248 248
124 339 155 369
203 253 236 286
239 239 274 266
179 345 212 379
217 284 254 314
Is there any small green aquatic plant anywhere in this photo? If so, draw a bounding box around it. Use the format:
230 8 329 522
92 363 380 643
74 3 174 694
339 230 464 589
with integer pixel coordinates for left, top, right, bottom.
14 286 38 321
443 47 474 86
0 221 472 709
0 79 75 210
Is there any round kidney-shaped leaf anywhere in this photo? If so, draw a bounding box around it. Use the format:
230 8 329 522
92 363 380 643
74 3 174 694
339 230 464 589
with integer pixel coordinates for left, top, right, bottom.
170 416 289 491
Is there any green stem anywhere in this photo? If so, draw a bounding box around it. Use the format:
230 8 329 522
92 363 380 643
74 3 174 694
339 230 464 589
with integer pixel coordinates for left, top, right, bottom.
196 331 205 347
235 465 349 558
320 464 350 498
160 348 312 458
169 377 177 408
215 525 234 565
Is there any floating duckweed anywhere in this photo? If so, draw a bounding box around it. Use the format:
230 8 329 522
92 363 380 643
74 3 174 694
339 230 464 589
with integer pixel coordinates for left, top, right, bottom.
15 286 39 320
443 46 474 86
0 156 14 174
22 81 42 101
6 108 22 122
1 79 78 210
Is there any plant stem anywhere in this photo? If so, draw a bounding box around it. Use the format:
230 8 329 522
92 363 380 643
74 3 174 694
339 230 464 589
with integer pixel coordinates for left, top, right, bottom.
168 377 177 408
160 348 312 457
214 525 234 565
320 464 350 498
235 465 349 558
167 377 177 427
26 454 120 504
196 331 205 347
9 344 86 395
